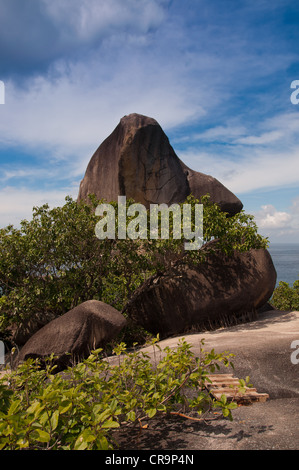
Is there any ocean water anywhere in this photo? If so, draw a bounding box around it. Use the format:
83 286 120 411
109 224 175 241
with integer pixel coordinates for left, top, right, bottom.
268 243 299 287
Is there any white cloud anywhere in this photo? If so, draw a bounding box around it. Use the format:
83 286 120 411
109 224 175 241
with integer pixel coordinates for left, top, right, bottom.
174 124 247 144
179 110 299 196
179 145 299 196
235 130 283 145
225 150 299 194
0 186 78 228
0 0 299 238
253 198 299 242
235 113 299 147
0 0 170 75
0 51 206 178
255 205 292 229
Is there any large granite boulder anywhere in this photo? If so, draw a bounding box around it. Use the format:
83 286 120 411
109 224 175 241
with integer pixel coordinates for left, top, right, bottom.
124 247 277 338
17 300 126 370
78 113 243 216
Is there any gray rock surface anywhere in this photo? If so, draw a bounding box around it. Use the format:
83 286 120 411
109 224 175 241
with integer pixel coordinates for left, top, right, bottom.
112 309 299 450
78 113 243 216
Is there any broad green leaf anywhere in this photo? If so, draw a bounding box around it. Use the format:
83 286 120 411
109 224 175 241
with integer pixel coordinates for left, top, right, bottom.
101 419 120 429
91 348 103 356
32 429 51 443
151 392 160 400
16 438 29 449
81 429 96 443
95 408 111 424
7 399 21 416
189 372 200 380
146 408 157 418
227 402 238 410
74 436 88 451
59 400 72 414
126 411 136 422
26 401 42 416
96 435 110 450
221 394 227 405
0 440 9 450
50 410 59 431
110 398 119 411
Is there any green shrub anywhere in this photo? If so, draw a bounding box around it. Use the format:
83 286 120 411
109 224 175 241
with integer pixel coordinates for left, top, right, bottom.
0 338 246 450
271 280 299 311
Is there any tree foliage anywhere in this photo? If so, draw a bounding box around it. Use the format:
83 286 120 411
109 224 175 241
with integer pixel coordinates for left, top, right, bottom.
0 194 268 342
271 280 299 311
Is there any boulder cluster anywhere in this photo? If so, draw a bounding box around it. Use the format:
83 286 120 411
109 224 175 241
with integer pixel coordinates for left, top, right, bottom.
15 114 277 369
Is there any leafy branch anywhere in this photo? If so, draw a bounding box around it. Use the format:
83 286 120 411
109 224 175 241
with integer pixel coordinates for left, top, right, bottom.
0 338 247 450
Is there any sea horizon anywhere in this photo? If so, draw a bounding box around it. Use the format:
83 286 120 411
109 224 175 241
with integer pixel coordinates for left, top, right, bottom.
268 242 299 287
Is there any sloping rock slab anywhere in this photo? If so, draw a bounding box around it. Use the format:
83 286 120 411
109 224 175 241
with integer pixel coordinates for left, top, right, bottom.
17 300 126 370
111 310 299 450
125 248 277 338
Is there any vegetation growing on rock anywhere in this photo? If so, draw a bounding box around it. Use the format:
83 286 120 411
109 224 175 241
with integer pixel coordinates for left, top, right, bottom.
0 194 268 345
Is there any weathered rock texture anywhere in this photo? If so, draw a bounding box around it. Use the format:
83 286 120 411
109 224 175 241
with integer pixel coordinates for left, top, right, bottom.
124 248 277 338
78 113 243 216
10 313 57 347
17 300 126 370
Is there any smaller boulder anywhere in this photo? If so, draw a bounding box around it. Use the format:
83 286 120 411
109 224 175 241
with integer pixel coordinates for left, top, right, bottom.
16 300 126 370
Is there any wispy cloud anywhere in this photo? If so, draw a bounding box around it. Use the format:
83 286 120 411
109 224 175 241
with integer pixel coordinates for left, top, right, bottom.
0 0 169 76
41 0 168 41
179 109 299 196
235 130 284 146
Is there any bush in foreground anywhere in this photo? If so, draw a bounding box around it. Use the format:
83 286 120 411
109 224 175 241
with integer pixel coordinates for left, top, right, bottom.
0 338 249 450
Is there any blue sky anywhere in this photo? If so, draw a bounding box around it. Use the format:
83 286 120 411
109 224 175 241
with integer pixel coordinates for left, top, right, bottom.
0 0 299 242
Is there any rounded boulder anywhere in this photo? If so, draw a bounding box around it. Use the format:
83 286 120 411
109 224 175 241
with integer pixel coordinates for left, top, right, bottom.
17 300 127 370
